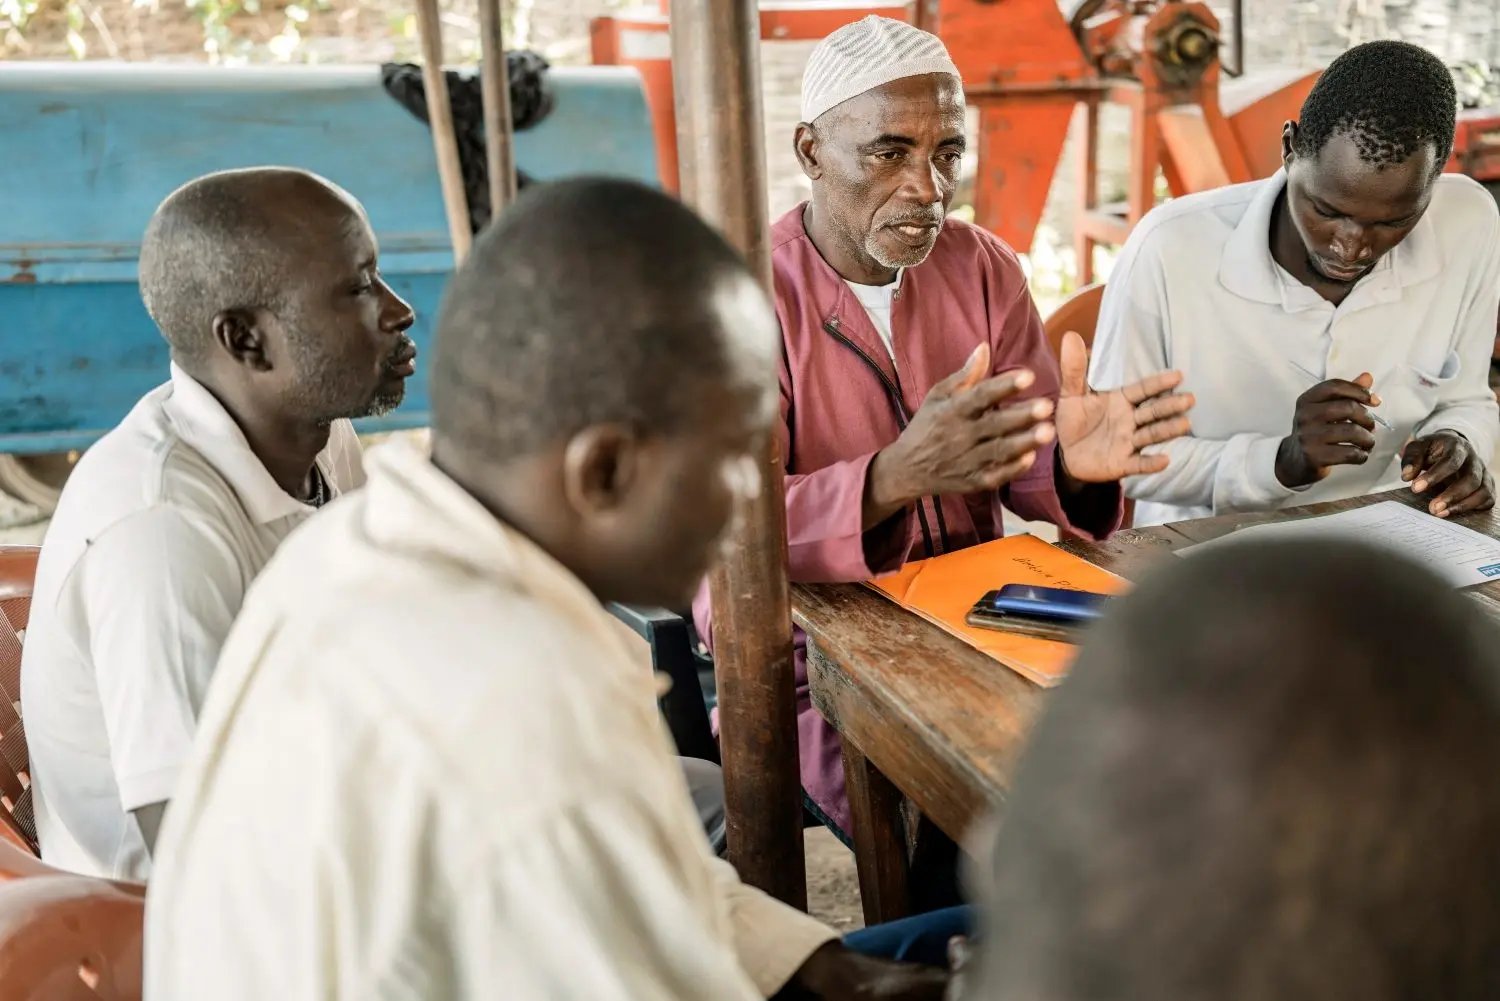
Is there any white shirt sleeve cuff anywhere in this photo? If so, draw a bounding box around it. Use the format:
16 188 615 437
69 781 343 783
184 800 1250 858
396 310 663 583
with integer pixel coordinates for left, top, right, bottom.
1214 433 1308 513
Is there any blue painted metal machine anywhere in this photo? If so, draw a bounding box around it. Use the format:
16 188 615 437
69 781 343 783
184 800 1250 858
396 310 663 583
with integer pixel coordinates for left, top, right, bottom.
0 62 658 455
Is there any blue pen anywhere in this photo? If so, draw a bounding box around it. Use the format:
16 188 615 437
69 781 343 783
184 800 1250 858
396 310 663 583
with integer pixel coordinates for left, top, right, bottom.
1288 359 1393 431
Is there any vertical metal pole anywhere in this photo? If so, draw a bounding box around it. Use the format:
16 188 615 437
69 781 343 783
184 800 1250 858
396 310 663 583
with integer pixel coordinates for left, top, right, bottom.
414 0 473 262
478 0 519 214
1223 0 1245 78
669 0 807 908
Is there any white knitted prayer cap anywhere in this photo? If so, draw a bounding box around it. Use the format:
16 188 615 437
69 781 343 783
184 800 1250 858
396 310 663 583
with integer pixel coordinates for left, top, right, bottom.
800 16 961 125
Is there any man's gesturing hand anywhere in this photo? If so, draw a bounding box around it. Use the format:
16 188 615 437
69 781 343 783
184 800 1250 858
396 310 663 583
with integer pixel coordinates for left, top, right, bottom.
1053 331 1195 483
864 343 1055 527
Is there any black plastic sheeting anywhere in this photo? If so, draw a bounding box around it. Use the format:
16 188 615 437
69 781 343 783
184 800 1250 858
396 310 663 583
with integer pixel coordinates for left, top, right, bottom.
381 51 554 233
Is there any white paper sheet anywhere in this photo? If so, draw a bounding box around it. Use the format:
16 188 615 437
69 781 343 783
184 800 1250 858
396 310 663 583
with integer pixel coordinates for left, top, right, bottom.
1175 501 1500 588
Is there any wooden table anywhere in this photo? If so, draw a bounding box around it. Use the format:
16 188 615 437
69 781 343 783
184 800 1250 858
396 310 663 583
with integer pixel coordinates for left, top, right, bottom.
792 489 1500 924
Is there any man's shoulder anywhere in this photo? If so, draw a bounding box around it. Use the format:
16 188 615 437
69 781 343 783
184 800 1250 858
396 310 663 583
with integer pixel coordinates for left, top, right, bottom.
1127 180 1261 260
39 389 242 576
770 203 810 254
249 513 633 716
237 530 666 802
1427 173 1500 236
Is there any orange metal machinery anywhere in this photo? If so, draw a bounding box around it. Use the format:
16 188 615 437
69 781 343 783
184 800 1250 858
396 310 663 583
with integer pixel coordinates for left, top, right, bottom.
593 0 1315 279
591 2 903 193
594 0 1500 282
926 0 1326 282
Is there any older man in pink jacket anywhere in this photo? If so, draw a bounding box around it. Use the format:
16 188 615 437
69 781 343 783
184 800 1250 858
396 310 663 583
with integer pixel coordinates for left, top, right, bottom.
695 16 1195 838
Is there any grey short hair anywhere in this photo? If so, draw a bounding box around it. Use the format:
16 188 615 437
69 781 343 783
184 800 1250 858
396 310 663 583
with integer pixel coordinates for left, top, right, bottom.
431 177 761 463
137 167 351 366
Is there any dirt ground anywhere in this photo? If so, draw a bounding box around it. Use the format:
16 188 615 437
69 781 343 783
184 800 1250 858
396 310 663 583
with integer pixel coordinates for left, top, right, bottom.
805 827 864 932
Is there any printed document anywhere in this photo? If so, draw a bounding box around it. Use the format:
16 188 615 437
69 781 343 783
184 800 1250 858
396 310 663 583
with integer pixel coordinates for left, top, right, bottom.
1177 501 1500 588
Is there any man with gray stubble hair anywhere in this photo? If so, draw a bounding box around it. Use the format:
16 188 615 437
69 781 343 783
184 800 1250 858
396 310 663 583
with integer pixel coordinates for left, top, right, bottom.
20 167 418 882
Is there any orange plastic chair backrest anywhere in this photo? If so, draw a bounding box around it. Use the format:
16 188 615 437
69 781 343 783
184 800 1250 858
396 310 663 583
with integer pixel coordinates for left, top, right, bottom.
0 875 143 1001
0 838 145 899
1042 282 1105 360
0 547 40 855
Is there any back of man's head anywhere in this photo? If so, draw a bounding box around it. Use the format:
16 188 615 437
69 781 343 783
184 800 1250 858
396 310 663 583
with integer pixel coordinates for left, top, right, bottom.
430 176 767 466
428 177 779 609
973 539 1500 1001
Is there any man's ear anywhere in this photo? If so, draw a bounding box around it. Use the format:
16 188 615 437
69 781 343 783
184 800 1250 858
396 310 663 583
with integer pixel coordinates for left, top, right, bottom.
561 423 640 517
1281 120 1298 169
794 122 824 180
211 308 273 372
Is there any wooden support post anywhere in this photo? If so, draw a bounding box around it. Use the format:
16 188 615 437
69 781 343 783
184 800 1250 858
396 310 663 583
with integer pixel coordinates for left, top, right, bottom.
477 0 518 215
669 0 807 908
413 0 473 262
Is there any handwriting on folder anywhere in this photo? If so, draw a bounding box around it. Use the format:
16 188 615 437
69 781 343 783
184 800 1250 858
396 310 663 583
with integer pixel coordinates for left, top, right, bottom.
868 534 1126 687
1176 501 1500 588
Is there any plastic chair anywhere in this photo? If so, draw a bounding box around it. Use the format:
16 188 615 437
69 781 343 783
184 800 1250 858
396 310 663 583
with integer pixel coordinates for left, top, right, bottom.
1043 282 1105 359
608 605 719 764
0 875 143 1001
0 548 39 855
0 838 144 899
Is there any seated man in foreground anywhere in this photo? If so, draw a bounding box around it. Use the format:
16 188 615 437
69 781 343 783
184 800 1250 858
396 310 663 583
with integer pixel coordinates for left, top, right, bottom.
21 167 418 881
695 15 1196 839
1090 40 1499 526
147 178 961 1000
969 537 1500 999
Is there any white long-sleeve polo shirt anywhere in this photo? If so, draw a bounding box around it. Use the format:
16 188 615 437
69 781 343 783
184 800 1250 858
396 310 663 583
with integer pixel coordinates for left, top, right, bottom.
1090 170 1500 527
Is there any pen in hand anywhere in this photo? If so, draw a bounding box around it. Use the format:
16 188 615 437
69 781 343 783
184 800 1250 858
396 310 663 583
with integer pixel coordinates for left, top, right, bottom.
1288 359 1394 431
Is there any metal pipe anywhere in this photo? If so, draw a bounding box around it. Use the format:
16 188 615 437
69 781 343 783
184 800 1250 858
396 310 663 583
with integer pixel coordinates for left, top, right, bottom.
478 0 519 215
1223 0 1245 78
413 0 473 262
669 0 808 909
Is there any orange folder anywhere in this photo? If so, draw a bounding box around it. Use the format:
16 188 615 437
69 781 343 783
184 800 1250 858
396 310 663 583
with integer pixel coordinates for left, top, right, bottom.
867 535 1127 687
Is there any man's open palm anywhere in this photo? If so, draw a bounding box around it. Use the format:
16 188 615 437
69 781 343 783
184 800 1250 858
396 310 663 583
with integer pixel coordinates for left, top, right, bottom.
1054 331 1195 483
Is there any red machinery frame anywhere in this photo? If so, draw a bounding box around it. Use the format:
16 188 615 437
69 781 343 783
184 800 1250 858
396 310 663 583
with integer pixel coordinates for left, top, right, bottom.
594 1 1500 281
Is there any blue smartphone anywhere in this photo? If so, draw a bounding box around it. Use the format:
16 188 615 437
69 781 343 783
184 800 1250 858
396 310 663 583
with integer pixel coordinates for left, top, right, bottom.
976 584 1111 624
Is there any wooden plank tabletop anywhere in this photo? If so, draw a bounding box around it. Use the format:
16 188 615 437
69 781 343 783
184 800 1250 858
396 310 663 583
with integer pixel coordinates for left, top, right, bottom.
794 488 1500 847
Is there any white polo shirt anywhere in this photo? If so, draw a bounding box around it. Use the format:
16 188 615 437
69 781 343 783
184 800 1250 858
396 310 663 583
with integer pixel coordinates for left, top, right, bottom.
145 440 835 999
1090 170 1500 527
20 364 362 881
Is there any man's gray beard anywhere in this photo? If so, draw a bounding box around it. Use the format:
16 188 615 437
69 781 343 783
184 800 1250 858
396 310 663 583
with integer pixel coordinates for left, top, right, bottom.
359 385 405 419
866 233 937 271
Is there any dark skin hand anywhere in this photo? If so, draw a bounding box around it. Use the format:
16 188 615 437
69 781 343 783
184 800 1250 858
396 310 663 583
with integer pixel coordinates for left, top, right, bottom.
863 343 1056 529
1403 430 1496 518
1052 331 1194 483
775 942 950 1001
1275 372 1381 488
863 336 1194 530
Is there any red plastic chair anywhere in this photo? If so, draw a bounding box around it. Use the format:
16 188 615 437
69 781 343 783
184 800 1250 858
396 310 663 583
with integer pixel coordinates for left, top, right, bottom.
0 875 143 1001
0 547 40 855
1043 282 1105 360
